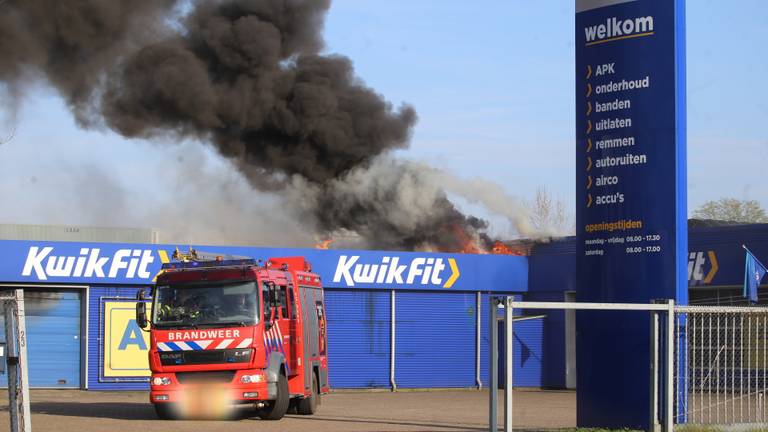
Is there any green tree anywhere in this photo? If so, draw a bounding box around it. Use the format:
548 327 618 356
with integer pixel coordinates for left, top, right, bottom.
693 198 768 223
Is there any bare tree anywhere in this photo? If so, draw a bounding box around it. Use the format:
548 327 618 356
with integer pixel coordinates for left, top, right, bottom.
0 125 15 146
525 187 574 235
693 198 768 224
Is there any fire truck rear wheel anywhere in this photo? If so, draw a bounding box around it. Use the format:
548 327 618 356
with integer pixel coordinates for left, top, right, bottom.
154 403 177 420
296 372 319 415
259 372 289 420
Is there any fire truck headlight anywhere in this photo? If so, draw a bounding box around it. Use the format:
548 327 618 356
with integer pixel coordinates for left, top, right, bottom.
153 377 172 386
240 374 263 384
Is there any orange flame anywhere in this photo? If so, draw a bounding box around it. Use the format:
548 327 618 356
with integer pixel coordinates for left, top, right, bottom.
491 241 514 255
491 241 529 256
315 239 334 250
450 225 485 254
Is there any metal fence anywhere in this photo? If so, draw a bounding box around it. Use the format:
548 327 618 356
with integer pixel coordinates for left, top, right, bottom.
490 299 768 432
489 298 677 432
675 306 768 427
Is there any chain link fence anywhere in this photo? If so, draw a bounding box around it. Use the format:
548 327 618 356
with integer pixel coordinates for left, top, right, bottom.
676 306 768 426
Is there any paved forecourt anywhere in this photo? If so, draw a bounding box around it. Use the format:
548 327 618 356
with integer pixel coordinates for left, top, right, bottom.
0 389 575 432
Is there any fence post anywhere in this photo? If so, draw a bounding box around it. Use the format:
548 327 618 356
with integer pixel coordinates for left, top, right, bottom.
489 296 498 432
665 299 675 432
504 297 514 432
4 289 31 432
650 310 660 431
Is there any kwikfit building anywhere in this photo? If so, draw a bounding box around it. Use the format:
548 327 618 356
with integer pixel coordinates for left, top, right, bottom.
0 222 764 390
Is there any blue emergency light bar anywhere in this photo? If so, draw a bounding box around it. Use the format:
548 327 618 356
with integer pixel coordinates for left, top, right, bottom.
161 259 258 270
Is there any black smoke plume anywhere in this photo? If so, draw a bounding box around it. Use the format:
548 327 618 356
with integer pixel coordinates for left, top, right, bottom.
0 0 502 251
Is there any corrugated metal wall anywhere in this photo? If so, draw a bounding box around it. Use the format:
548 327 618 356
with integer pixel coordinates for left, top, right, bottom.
480 293 492 386
325 289 391 388
82 286 534 390
88 286 149 390
0 223 159 243
0 290 81 387
395 291 476 388
498 317 544 387
480 294 544 387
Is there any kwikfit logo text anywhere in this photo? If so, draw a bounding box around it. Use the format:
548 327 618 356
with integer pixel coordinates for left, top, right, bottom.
333 255 460 288
22 247 156 281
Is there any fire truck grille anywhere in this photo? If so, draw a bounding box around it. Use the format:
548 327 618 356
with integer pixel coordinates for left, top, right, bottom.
186 350 224 364
175 371 236 384
159 349 253 366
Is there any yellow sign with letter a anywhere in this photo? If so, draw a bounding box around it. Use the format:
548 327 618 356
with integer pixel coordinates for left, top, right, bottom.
103 301 152 377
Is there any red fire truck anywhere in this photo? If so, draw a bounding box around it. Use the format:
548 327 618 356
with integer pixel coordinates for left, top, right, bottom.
135 250 329 420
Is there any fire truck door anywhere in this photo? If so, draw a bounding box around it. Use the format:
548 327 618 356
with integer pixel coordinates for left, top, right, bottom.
287 286 298 373
315 301 327 357
299 287 319 391
276 285 293 373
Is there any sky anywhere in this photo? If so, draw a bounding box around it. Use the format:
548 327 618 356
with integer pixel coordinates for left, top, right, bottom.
0 0 767 237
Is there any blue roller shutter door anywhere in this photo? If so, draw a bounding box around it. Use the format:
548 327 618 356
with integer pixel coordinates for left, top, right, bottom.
325 289 390 388
0 290 81 388
480 295 544 388
498 317 544 387
396 291 476 388
480 293 492 386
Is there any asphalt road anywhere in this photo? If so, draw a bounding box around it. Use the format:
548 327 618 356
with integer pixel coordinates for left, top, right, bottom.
0 388 576 431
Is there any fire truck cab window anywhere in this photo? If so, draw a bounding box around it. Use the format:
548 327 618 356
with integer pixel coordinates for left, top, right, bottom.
278 285 288 319
288 286 297 319
153 281 259 328
262 282 272 322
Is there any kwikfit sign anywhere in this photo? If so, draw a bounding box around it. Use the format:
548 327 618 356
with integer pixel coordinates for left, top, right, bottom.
332 255 460 288
0 240 527 291
22 246 157 281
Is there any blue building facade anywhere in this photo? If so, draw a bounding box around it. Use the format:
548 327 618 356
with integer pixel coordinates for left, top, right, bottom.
1 223 763 391
524 223 768 389
0 240 529 390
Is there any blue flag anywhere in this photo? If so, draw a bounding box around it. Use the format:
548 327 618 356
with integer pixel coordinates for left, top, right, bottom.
744 247 768 304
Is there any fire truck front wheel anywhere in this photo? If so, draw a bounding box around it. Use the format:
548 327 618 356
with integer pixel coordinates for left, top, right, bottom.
258 372 289 420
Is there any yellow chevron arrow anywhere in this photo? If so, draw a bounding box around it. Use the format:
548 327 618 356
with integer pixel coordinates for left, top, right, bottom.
587 175 593 189
587 156 592 171
586 83 592 98
444 258 460 288
704 251 719 284
586 65 592 79
586 101 592 116
152 249 171 282
587 194 593 208
586 120 592 134
587 138 593 152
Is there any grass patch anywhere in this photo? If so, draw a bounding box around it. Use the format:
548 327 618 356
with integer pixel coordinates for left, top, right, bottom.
675 426 723 432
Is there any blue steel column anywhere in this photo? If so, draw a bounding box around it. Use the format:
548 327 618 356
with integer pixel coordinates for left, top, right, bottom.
476 291 482 389
489 297 498 432
390 290 396 391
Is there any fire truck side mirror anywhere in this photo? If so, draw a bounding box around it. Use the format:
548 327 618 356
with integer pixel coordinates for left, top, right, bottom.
136 289 150 329
136 301 148 329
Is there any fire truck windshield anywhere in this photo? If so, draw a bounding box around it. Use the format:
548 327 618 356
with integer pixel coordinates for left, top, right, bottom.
152 281 259 329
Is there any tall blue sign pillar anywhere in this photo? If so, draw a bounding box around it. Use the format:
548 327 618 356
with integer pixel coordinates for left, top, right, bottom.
575 0 686 429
